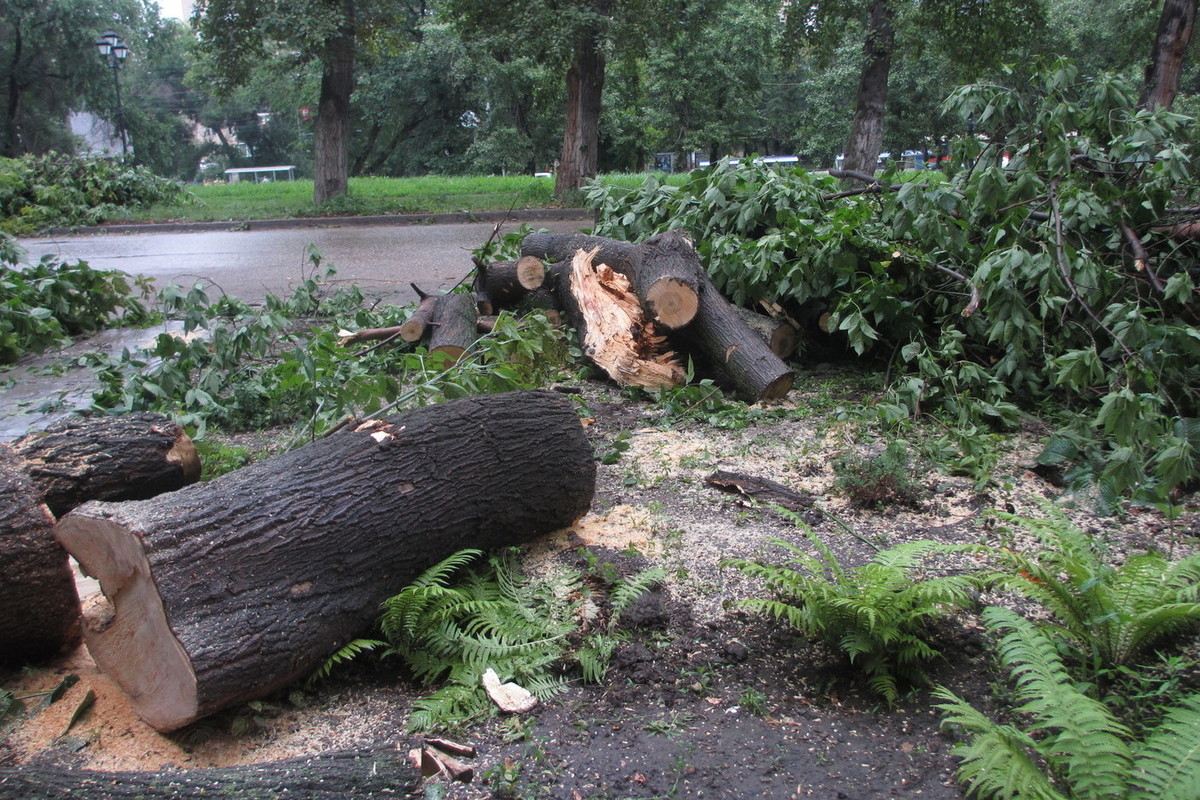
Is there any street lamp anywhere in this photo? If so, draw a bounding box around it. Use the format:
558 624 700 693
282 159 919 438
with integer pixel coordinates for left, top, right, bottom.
95 30 129 157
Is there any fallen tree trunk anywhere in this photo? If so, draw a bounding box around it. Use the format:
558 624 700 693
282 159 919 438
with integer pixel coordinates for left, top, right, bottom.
476 256 547 310
523 230 701 329
428 293 477 363
10 414 201 517
733 306 799 360
55 390 595 731
552 249 685 391
0 749 417 799
399 295 438 343
0 445 79 666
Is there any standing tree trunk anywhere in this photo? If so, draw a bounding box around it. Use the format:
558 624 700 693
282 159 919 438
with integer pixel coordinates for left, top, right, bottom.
55 391 595 731
555 4 609 198
313 27 355 204
1140 0 1199 110
841 0 895 177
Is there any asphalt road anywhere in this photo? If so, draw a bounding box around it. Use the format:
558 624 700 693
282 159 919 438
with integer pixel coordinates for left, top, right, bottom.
19 215 589 305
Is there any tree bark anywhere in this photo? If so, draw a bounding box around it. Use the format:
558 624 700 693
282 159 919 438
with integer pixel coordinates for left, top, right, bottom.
10 414 201 518
476 256 547 310
841 0 895 177
0 444 79 666
313 26 355 204
555 6 609 198
732 306 799 359
522 231 701 329
55 390 595 731
428 294 478 363
1140 0 1198 110
0 749 417 799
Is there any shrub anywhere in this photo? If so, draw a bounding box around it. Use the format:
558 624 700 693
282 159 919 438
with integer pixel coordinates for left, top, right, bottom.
831 440 922 508
723 514 976 703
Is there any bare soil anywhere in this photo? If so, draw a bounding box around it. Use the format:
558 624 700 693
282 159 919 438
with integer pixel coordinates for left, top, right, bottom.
3 369 1199 799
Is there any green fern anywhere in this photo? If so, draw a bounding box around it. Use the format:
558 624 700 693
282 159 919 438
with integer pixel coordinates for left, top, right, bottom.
723 512 976 704
608 566 668 630
305 638 387 687
936 606 1200 800
377 548 660 732
970 508 1200 674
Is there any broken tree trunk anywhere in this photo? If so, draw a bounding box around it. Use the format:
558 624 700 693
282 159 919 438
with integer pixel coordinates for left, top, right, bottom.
428 294 477 363
0 749 417 799
476 256 547 310
10 413 201 518
523 230 701 329
55 390 595 731
733 306 799 360
677 281 795 402
0 445 79 666
400 295 438 342
551 249 685 391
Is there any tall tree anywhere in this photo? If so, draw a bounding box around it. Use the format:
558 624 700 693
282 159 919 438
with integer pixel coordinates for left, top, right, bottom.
1140 0 1198 109
192 0 406 203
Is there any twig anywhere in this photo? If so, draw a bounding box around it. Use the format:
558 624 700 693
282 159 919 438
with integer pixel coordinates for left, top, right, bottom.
931 264 982 317
1119 221 1165 292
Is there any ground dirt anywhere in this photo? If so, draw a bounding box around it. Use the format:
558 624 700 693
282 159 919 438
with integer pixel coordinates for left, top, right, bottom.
3 369 1199 799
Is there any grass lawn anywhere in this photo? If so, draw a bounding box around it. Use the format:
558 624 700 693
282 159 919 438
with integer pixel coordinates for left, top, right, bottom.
114 173 689 223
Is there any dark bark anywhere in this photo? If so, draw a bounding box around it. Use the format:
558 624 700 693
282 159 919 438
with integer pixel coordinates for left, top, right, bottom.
313 28 355 204
54 391 595 731
477 256 547 310
842 0 895 177
1140 0 1198 110
399 295 438 342
428 293 478 363
732 306 798 359
0 445 79 666
10 414 201 517
522 232 637 272
555 4 609 198
0 749 417 799
705 469 815 513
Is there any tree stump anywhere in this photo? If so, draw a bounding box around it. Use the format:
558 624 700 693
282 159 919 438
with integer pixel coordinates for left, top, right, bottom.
428 294 478 363
10 413 201 517
55 390 595 731
0 445 79 666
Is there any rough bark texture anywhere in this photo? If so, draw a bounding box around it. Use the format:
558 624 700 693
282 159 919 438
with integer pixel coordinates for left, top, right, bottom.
841 0 895 177
732 306 799 359
477 256 547 310
1140 0 1198 110
313 29 355 204
55 390 595 731
522 231 700 329
553 249 684 391
555 12 608 198
676 281 795 402
10 414 201 517
0 749 417 799
0 444 79 666
428 293 478 363
400 296 438 342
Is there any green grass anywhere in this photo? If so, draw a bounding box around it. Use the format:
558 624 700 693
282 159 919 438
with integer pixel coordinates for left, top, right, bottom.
111 172 690 223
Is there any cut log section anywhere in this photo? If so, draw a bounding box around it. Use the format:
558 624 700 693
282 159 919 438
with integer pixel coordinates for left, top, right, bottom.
553 249 685 391
10 413 201 517
677 281 795 402
428 293 478 363
0 749 417 800
0 444 80 666
523 230 701 329
400 295 438 343
733 306 799 359
55 390 595 731
476 256 547 310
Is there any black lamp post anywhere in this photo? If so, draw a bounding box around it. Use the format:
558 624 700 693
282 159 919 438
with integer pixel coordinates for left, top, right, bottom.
95 30 129 157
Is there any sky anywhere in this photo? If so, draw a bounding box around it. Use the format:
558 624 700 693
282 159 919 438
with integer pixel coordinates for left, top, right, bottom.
157 0 186 20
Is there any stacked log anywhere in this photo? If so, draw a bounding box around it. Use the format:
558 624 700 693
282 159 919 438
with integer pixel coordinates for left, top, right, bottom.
55 390 595 731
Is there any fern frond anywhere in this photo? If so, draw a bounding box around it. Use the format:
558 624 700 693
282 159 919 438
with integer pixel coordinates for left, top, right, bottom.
305 638 387 687
1130 693 1200 800
609 567 667 626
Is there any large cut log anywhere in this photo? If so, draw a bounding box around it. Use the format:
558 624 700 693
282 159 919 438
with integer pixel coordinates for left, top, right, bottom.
55 390 595 731
523 230 701 329
10 413 201 518
427 293 478 364
733 306 799 360
677 281 795 402
0 749 417 799
551 249 685 391
0 445 80 666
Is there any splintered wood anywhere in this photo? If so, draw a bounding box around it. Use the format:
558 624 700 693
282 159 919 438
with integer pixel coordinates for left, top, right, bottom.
570 248 685 391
